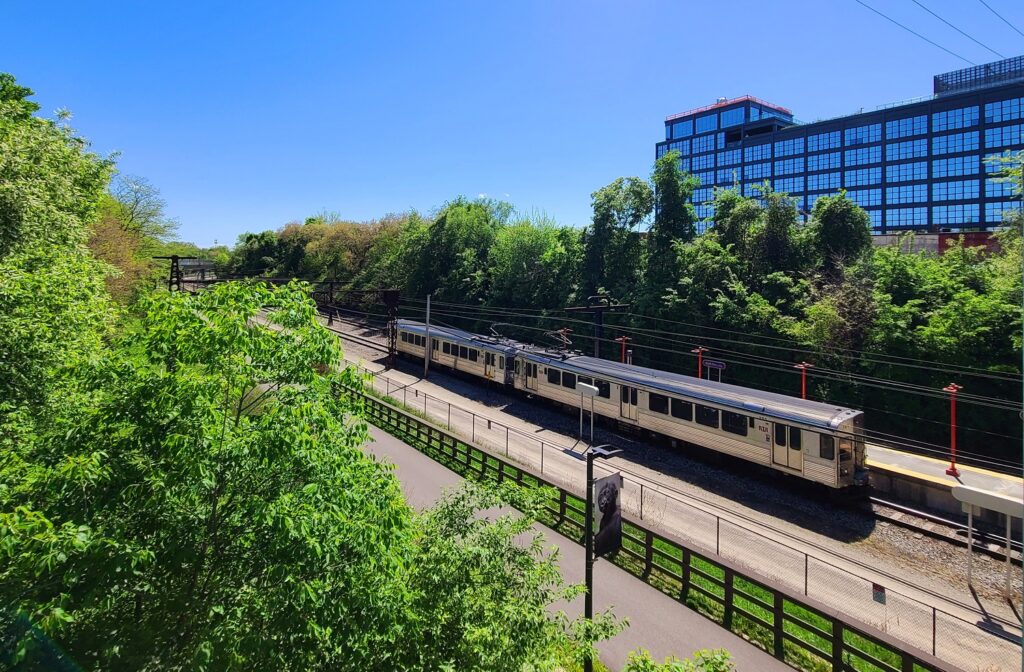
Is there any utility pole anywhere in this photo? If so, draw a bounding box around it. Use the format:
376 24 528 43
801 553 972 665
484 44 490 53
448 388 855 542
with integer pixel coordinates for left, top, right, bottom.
614 336 631 364
944 383 963 477
381 289 400 369
565 295 630 359
691 346 709 379
424 294 432 379
154 255 197 292
793 362 814 399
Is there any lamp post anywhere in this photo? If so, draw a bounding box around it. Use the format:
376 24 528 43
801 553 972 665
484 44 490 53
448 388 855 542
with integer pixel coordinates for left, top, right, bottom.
793 361 814 399
614 336 631 364
691 346 709 379
944 383 963 477
582 444 621 672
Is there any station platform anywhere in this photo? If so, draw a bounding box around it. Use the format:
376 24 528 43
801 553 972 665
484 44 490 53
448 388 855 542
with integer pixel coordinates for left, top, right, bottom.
867 444 1023 524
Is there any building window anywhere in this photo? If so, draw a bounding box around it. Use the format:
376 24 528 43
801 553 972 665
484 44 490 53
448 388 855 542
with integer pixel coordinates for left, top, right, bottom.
648 392 669 414
807 130 841 152
932 131 980 155
932 106 979 132
656 145 667 159
986 201 1019 223
696 113 717 133
932 180 979 201
718 149 741 166
672 119 693 139
717 132 726 149
932 155 979 178
866 209 882 228
807 152 841 172
932 204 979 226
844 167 881 187
886 184 928 205
886 207 928 228
774 137 805 157
720 107 745 128
986 178 1014 198
807 193 824 211
886 115 928 139
694 171 714 186
886 161 928 183
773 176 805 194
694 187 714 203
668 140 690 155
694 203 715 220
808 172 841 191
692 153 715 171
845 123 881 145
845 145 882 166
693 134 715 154
774 157 805 175
744 143 772 162
985 124 1023 149
886 139 928 161
985 97 1024 124
716 167 740 184
744 162 772 180
847 188 881 207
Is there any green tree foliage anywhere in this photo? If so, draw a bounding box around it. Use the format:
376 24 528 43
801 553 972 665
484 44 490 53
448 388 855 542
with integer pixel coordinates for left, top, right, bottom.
643 151 697 311
487 215 582 310
583 177 653 298
623 649 734 671
808 190 872 277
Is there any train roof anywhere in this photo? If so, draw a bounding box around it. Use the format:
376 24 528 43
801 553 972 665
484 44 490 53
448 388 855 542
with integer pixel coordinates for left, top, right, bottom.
397 319 520 355
521 349 861 430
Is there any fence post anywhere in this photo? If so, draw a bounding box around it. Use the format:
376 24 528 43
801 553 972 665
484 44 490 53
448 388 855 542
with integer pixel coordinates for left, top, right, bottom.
505 426 509 456
541 443 545 473
472 415 476 443
931 607 936 656
644 530 654 577
640 483 645 520
723 567 734 630
773 592 785 659
681 547 691 604
716 517 721 555
804 554 809 596
447 403 451 428
830 620 843 672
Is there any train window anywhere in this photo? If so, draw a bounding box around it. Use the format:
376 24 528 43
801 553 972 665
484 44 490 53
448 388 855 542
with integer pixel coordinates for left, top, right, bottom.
562 372 577 389
459 346 468 359
498 356 504 370
648 393 668 414
819 435 835 460
401 332 408 342
748 417 755 428
838 438 853 461
548 368 561 385
484 353 492 366
596 380 611 398
695 404 719 428
671 399 693 420
442 342 451 355
790 428 802 450
578 375 592 387
722 411 748 436
774 424 786 447
529 363 537 377
630 388 637 405
468 349 478 362
514 359 521 374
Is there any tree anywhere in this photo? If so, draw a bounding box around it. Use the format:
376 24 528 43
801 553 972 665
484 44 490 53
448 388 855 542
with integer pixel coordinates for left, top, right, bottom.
109 174 178 240
644 151 697 310
582 177 653 298
808 191 872 277
623 649 734 671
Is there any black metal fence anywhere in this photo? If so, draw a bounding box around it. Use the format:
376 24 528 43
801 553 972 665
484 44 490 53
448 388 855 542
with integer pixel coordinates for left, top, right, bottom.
352 387 961 672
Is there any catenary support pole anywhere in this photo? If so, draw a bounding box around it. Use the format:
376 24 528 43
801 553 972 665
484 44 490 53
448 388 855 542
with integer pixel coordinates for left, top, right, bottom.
944 383 962 477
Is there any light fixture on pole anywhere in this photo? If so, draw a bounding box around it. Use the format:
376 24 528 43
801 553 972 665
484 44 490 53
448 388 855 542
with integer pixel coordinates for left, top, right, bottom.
582 444 622 672
793 361 814 399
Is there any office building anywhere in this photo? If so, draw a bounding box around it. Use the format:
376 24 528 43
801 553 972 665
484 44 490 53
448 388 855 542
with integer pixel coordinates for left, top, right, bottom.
655 55 1024 235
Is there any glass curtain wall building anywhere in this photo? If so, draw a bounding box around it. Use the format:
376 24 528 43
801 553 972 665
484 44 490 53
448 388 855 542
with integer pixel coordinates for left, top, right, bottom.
655 56 1024 235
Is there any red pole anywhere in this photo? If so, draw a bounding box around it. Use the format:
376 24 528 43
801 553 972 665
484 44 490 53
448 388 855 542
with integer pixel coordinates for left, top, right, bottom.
691 346 708 379
944 383 962 477
793 362 813 399
615 336 631 364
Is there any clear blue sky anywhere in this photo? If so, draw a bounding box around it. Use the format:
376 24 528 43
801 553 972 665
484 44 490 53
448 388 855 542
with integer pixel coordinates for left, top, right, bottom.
4 0 1023 246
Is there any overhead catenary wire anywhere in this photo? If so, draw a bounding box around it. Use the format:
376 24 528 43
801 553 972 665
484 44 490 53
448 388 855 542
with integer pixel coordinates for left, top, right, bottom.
976 0 1024 38
853 0 976 64
909 0 1004 59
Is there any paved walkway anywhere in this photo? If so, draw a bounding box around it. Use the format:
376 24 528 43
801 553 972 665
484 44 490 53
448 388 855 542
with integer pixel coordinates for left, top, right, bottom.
364 425 792 672
348 354 1022 672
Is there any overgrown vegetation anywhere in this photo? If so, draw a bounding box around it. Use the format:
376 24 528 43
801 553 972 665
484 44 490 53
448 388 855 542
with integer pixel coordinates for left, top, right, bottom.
219 149 1024 461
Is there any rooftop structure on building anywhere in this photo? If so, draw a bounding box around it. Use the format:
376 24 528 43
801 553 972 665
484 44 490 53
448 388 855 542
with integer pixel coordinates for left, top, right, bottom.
655 55 1024 235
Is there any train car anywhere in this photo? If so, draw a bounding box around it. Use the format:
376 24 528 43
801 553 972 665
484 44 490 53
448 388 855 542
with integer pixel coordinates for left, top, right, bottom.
395 320 867 489
514 348 867 489
396 319 519 384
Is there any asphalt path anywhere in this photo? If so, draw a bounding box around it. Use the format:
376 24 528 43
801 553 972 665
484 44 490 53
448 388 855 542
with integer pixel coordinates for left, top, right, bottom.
364 425 791 672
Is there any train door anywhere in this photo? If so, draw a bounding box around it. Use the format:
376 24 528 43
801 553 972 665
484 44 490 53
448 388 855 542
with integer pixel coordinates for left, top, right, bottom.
525 362 538 391
772 424 803 471
431 339 439 362
484 352 495 379
619 385 638 421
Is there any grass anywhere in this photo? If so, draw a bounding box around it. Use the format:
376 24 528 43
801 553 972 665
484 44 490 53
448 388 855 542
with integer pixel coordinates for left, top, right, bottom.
353 387 933 672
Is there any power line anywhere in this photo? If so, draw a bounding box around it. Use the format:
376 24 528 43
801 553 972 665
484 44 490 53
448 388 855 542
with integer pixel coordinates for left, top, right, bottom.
854 0 976 64
910 0 1005 58
976 0 1024 38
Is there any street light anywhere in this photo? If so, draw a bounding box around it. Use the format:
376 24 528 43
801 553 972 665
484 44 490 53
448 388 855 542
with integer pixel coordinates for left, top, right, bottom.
691 346 709 379
583 444 621 672
793 361 814 400
577 381 599 445
943 383 963 477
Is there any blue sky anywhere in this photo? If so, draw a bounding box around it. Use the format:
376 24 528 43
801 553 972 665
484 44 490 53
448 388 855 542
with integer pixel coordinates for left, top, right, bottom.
4 0 1023 246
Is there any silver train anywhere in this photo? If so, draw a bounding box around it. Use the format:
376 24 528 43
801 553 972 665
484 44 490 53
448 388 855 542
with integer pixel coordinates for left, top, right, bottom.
396 319 868 489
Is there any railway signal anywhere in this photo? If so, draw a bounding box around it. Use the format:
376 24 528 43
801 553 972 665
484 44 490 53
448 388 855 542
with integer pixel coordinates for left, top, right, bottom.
943 383 963 477
793 361 814 400
690 346 709 379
